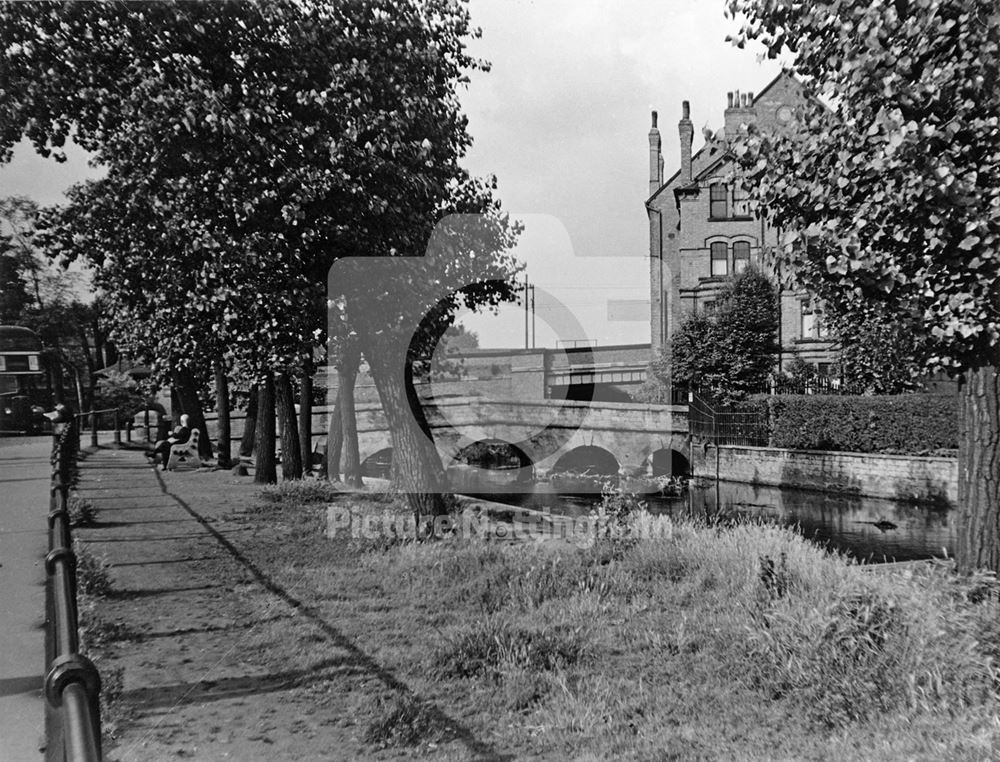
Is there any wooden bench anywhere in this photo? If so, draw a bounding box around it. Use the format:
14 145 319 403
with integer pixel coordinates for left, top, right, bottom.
166 428 202 470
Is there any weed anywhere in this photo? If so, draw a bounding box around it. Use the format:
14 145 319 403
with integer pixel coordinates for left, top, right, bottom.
74 541 113 597
77 593 135 650
258 479 342 506
67 495 98 527
95 662 130 745
363 692 448 749
431 615 591 681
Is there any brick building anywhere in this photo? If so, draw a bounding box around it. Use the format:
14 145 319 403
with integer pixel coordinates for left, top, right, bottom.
646 72 837 377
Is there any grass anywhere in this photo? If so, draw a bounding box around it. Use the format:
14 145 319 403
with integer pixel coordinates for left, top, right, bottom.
167 485 1000 758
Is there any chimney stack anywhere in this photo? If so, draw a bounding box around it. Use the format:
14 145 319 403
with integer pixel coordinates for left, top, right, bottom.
648 109 662 195
679 100 693 183
725 87 757 140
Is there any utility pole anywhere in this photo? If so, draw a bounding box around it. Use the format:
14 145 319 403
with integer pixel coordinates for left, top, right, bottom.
524 274 529 350
530 282 536 349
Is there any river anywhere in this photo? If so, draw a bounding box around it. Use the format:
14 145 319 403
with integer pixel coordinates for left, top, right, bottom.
451 473 955 563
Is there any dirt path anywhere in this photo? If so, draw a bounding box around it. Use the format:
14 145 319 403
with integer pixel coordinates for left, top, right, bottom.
74 448 513 762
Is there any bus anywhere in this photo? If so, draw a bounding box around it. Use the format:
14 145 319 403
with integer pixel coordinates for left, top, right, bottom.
0 325 48 434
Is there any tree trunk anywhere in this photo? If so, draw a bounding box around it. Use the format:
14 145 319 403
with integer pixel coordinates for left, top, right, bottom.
363 331 447 524
172 368 213 459
239 384 258 458
339 343 363 488
254 375 277 484
956 364 1000 573
213 360 232 469
325 390 343 481
275 372 302 480
298 361 313 475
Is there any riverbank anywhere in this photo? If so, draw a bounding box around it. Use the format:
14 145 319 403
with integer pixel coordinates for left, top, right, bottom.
72 449 999 760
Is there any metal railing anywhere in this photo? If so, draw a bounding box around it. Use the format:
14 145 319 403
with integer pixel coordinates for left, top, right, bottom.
73 407 123 449
687 389 769 447
46 417 103 761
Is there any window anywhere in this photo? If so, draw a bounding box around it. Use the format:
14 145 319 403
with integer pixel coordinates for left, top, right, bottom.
732 184 750 217
709 183 728 219
800 301 818 338
710 242 728 276
732 241 751 273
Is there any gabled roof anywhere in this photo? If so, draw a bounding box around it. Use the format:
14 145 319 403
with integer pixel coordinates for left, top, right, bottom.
645 71 816 207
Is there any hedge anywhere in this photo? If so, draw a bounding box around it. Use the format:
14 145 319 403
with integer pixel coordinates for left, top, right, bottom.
743 394 957 454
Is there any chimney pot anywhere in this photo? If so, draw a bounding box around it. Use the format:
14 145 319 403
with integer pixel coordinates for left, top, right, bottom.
748 91 754 106
682 100 690 120
651 110 658 129
727 92 733 108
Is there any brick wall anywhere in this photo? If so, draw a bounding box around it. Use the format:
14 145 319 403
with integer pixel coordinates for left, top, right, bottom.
692 444 956 505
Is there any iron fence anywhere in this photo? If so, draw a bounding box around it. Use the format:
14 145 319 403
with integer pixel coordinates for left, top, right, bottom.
46 417 103 761
686 389 769 447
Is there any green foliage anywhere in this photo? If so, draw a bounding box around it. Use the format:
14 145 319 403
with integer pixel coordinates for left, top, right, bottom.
833 308 928 394
671 266 779 403
94 370 146 420
727 0 1000 375
631 349 672 403
755 393 957 453
783 354 817 386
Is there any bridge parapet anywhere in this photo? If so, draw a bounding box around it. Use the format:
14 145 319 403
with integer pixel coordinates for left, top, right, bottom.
352 397 689 476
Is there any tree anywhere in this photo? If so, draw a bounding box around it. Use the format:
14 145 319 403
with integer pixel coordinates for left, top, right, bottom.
831 308 928 394
727 0 1000 571
669 266 779 404
2 1 518 494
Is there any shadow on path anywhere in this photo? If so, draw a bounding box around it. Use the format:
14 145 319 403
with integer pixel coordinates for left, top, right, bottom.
150 469 512 762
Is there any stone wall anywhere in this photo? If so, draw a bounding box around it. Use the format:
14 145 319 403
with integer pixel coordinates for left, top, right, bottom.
692 444 957 505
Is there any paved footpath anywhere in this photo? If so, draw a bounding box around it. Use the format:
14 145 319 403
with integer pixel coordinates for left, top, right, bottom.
0 436 52 762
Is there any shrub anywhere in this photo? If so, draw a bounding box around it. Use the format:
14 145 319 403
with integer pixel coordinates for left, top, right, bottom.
746 393 956 453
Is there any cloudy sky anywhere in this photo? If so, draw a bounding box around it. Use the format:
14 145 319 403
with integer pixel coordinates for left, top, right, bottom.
0 0 782 348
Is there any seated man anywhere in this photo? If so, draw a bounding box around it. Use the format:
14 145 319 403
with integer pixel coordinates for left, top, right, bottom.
147 414 191 469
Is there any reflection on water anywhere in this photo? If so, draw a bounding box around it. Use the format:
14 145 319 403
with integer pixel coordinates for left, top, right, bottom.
452 473 954 563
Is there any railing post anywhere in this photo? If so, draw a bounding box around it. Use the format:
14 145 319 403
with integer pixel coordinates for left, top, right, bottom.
112 408 121 448
90 411 98 448
125 420 132 443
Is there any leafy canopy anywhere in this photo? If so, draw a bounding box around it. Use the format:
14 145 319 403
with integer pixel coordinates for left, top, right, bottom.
726 0 1000 373
669 266 780 403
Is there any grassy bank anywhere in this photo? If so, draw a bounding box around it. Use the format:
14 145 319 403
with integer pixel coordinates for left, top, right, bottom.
228 481 1000 760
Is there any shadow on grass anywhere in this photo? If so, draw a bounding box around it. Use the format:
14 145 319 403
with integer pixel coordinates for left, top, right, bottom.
153 470 514 762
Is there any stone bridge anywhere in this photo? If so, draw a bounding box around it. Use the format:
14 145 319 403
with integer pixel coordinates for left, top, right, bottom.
353 397 690 477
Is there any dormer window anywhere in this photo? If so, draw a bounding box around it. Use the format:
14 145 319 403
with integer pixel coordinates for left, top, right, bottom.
709 183 728 219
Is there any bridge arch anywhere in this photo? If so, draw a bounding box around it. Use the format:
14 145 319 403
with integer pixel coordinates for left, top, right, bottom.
450 439 533 470
550 444 619 476
649 447 691 477
360 447 393 479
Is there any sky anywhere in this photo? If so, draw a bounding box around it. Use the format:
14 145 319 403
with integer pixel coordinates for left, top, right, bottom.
0 0 782 348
